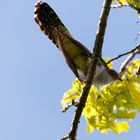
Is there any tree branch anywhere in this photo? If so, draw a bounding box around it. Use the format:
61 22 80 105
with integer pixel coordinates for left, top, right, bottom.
111 3 128 8
107 44 140 64
61 0 112 139
119 45 140 77
61 100 78 113
111 1 140 13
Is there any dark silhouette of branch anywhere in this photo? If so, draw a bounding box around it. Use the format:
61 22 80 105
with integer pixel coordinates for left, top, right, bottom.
107 44 140 64
119 45 140 77
61 0 112 139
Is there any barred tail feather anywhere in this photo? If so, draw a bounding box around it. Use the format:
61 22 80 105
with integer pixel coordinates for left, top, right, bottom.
34 1 71 47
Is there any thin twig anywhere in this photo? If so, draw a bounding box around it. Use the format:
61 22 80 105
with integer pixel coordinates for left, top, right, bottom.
61 0 112 139
107 44 140 64
111 1 140 13
111 3 128 8
119 45 140 77
135 32 140 43
62 100 78 113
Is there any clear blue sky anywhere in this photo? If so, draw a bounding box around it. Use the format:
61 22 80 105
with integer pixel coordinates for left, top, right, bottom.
0 0 140 140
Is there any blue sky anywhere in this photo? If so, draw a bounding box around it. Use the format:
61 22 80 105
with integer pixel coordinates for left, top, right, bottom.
0 0 140 140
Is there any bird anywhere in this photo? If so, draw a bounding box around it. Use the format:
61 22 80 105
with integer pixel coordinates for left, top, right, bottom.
34 1 119 86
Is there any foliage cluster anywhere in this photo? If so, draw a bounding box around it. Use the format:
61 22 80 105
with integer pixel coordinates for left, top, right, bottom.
61 59 140 134
117 0 140 15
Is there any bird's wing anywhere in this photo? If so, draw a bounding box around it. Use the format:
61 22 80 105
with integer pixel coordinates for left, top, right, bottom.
55 29 92 80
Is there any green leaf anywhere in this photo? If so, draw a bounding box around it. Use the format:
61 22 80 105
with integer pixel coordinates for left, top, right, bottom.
61 59 140 134
110 122 129 133
118 0 140 15
61 79 83 108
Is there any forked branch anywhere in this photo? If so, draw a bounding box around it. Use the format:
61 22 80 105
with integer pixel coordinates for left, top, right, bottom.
107 44 140 64
119 45 140 77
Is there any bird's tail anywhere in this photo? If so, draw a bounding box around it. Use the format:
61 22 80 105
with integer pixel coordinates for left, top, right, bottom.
34 1 72 47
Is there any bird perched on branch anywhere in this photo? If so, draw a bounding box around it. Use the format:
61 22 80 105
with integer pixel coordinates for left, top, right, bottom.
34 1 119 85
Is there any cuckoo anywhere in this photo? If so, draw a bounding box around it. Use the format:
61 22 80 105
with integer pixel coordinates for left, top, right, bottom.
34 1 119 85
